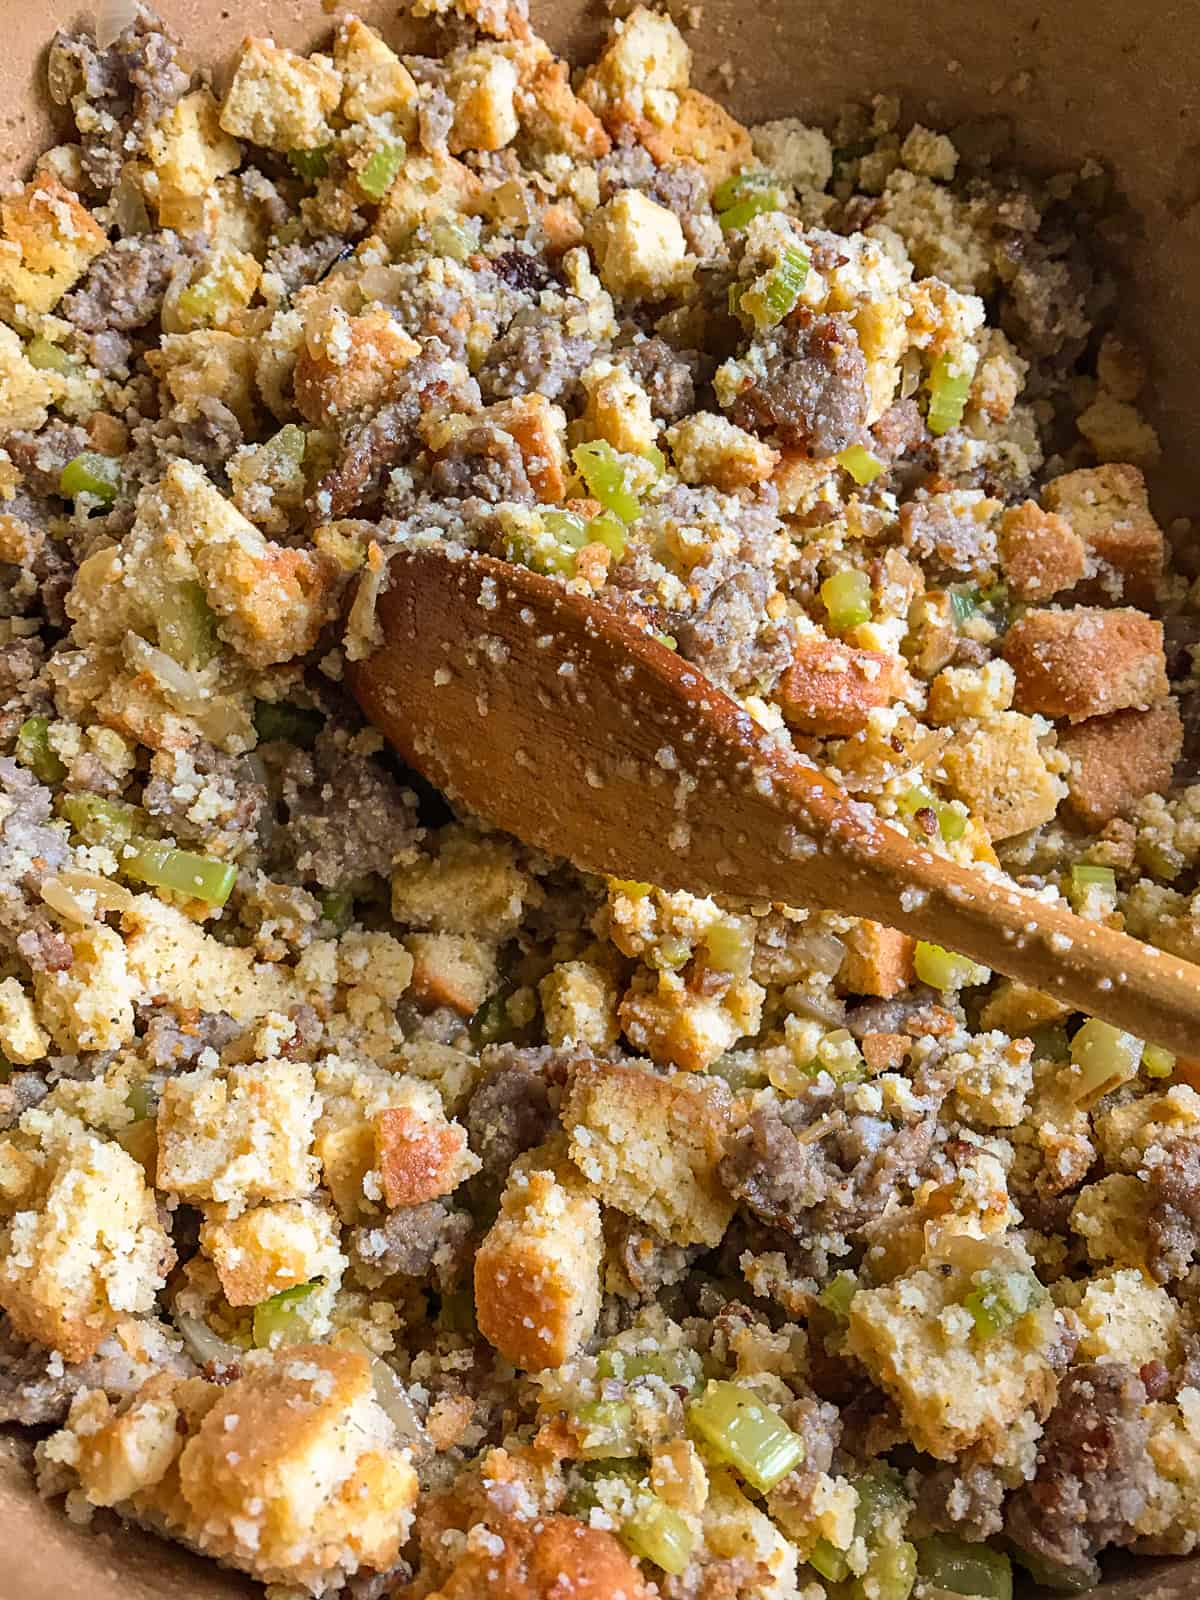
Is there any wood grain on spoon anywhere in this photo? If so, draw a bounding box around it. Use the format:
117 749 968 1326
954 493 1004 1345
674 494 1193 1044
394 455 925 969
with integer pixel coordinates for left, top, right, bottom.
349 544 1200 1056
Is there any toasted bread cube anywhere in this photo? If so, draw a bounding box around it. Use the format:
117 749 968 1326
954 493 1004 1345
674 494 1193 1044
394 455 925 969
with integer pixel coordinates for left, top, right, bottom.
667 410 779 491
1094 1085 1200 1174
0 1134 172 1361
847 1259 1057 1460
122 895 303 1019
219 38 342 152
475 1143 603 1371
563 1060 734 1246
448 45 520 153
176 1345 418 1587
777 639 908 735
374 1086 478 1208
372 151 483 247
580 7 691 125
1070 1175 1152 1267
157 1060 320 1208
1075 1269 1179 1367
200 1199 345 1307
587 190 694 302
0 324 61 432
516 57 610 160
1042 464 1165 605
941 710 1063 839
540 960 620 1050
34 923 136 1053
70 1383 183 1508
334 17 419 131
404 932 497 1016
1004 606 1168 722
641 90 754 188
294 304 420 426
840 920 915 999
0 178 106 316
997 501 1086 601
619 969 764 1073
1077 393 1161 471
487 395 569 501
0 978 49 1064
146 89 242 205
927 659 1015 725
580 364 659 459
315 1063 462 1222
148 329 258 433
411 1506 653 1600
392 829 534 938
1058 700 1183 831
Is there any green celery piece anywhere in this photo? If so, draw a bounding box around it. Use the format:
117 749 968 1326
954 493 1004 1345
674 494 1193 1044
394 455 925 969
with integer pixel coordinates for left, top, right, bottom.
818 1271 858 1321
821 569 872 630
157 579 219 669
122 839 237 906
61 793 140 846
926 351 977 435
836 444 884 485
962 1267 1044 1340
572 440 641 522
915 1534 1012 1600
429 219 475 261
1143 1043 1176 1079
1009 1544 1098 1594
586 511 628 559
60 451 120 506
1069 1017 1142 1104
914 940 988 991
288 145 331 181
319 886 356 931
596 1346 702 1391
753 244 810 325
254 699 324 747
687 1381 805 1493
125 1081 154 1122
855 1538 917 1600
26 337 75 375
358 140 406 199
938 804 967 843
809 1538 851 1582
621 1496 695 1576
252 1279 321 1348
574 1398 638 1459
718 188 785 231
15 717 66 785
949 586 979 625
712 169 777 211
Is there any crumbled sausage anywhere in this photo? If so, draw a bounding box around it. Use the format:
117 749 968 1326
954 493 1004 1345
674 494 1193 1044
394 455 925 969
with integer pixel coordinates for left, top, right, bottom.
730 313 870 458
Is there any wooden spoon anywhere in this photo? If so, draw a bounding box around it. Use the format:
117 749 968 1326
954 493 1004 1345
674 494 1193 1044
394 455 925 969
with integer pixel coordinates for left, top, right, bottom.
349 544 1200 1056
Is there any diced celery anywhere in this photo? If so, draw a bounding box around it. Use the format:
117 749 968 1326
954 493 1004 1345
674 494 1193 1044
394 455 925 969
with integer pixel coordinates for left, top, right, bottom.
469 989 520 1047
254 699 324 747
853 1466 909 1545
821 569 872 630
687 1381 805 1493
742 244 811 328
288 145 331 180
569 1456 647 1517
897 784 935 817
572 441 641 522
587 511 628 560
648 934 693 972
542 508 590 548
1069 1017 1142 1105
61 793 140 845
621 1496 695 1575
1069 862 1117 913
60 451 120 506
122 840 237 906
1143 1043 1176 1079
816 1028 866 1082
926 351 977 436
26 336 75 374
915 1534 1012 1599
574 1398 638 1459
714 172 786 231
16 717 66 785
655 633 678 650
1010 1545 1098 1594
962 1267 1044 1339
914 941 989 991
429 219 475 261
809 1539 851 1582
818 1272 858 1321
859 1539 917 1600
837 444 885 485
642 443 667 478
156 579 218 669
252 1279 322 1348
125 1080 154 1122
358 140 406 200
597 1346 703 1392
703 917 755 977
938 805 967 843
949 586 979 625
713 170 778 211
319 886 356 932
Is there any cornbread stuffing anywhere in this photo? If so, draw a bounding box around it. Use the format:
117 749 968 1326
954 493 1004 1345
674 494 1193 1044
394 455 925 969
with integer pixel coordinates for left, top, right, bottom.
1 2 1198 1596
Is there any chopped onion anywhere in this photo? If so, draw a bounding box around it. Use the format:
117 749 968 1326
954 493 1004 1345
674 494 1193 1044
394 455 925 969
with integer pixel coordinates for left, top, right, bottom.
368 1353 426 1446
123 631 208 710
41 870 134 923
95 0 137 49
175 1311 241 1370
788 925 847 978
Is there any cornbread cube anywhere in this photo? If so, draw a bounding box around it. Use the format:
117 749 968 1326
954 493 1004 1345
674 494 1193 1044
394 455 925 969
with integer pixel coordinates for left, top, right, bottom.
1133 1392 1200 1555
619 968 764 1073
941 711 1063 839
978 978 1072 1035
410 1507 653 1600
996 501 1086 601
218 38 342 153
293 305 420 426
515 57 611 160
839 920 915 999
948 1032 1034 1128
640 90 754 188
404 932 498 1016
148 329 259 434
0 1133 173 1361
122 896 303 1019
705 1469 800 1595
334 17 419 131
485 395 569 502
846 1259 1057 1460
1042 463 1165 604
199 1199 346 1306
0 323 61 432
587 190 694 302
539 959 620 1050
927 658 1016 725
156 1060 320 1208
580 7 691 126
0 977 49 1064
1058 700 1182 830
1074 1268 1179 1367
372 151 483 247
580 363 659 458
563 1060 734 1246
900 124 959 180
34 923 136 1053
68 1381 183 1508
145 89 242 206
1004 606 1168 722
1077 392 1161 471
777 639 908 736
392 828 535 938
475 1142 603 1370
373 1084 478 1208
1070 1175 1153 1267
0 178 106 316
666 411 779 491
448 45 520 153
751 117 833 189
1094 1085 1200 1174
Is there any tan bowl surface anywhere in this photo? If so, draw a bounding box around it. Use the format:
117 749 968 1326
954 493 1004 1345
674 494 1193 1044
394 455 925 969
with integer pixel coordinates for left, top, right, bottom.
1 1 1199 1594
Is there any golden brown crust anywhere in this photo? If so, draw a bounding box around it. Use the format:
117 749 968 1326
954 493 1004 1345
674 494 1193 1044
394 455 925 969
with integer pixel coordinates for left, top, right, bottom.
1057 699 1183 830
375 1104 471 1207
639 89 754 187
1003 606 1168 722
1041 462 1165 605
294 307 420 426
997 500 1086 600
776 639 907 735
403 1511 653 1600
517 58 611 160
840 920 915 999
